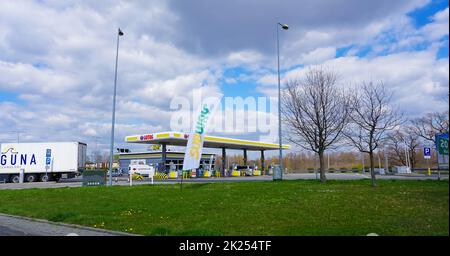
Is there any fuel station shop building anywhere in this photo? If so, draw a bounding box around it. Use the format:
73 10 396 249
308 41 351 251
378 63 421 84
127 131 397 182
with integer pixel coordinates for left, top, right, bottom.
120 131 290 175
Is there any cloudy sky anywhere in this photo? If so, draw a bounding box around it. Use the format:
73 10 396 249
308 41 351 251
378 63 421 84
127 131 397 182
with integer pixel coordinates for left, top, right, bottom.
0 0 448 157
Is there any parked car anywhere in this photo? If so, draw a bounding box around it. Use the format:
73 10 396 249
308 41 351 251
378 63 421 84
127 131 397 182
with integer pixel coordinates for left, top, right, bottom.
234 165 253 176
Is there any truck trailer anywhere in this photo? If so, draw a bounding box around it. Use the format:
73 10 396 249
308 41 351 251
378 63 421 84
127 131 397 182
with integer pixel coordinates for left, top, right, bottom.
0 142 87 183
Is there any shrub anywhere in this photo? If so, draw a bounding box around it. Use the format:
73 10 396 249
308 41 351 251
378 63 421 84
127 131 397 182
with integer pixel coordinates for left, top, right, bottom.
351 164 363 170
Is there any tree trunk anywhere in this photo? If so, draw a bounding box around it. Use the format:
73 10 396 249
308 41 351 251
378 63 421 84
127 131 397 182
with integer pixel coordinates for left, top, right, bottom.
369 151 377 187
319 151 327 182
410 153 416 172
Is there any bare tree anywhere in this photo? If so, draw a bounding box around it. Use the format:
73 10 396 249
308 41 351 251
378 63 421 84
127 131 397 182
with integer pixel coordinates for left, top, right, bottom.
344 81 403 186
387 126 420 171
92 150 103 165
411 111 449 145
281 67 351 182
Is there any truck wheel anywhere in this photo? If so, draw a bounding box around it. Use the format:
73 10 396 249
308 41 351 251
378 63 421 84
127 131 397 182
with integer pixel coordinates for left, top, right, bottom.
39 174 50 182
10 175 20 183
25 174 38 183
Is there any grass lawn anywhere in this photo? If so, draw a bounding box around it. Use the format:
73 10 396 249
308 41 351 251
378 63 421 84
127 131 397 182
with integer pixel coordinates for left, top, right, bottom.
0 180 448 236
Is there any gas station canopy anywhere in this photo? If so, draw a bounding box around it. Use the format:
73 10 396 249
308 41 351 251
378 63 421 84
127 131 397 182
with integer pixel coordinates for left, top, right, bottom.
125 131 290 151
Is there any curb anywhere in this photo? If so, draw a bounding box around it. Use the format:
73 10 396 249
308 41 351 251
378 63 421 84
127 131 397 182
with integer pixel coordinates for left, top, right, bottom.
0 213 139 236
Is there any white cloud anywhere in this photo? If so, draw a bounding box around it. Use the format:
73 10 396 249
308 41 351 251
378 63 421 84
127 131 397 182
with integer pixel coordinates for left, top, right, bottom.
421 7 449 40
300 47 336 65
0 0 447 157
224 78 237 84
226 50 264 66
0 61 77 95
274 48 449 116
44 114 75 126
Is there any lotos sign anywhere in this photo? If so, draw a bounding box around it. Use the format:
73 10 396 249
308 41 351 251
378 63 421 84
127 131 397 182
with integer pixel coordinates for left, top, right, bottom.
140 134 153 141
183 105 210 170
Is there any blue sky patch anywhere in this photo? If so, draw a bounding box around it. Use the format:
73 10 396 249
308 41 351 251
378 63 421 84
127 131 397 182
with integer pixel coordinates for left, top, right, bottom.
0 91 22 104
437 37 449 59
220 66 265 98
408 0 448 28
336 45 354 57
32 62 51 70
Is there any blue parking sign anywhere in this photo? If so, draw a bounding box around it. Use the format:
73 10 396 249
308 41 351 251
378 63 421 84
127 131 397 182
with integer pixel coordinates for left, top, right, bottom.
424 147 431 159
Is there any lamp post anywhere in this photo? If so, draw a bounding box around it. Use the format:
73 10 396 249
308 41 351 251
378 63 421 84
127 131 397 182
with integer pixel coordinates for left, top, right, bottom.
108 28 124 186
276 22 288 180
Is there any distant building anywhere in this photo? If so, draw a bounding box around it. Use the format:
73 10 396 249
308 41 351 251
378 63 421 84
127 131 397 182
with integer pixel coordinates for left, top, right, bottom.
393 166 411 174
118 151 215 174
123 131 290 176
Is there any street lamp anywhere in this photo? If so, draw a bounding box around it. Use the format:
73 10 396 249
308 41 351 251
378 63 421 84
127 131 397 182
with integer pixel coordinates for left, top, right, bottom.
276 22 288 180
108 28 124 186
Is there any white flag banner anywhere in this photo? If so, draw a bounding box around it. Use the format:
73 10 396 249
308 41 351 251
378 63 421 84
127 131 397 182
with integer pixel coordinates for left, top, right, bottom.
183 104 211 170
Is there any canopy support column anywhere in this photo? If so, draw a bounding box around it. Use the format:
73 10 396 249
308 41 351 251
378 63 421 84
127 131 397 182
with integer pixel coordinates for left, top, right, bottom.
261 150 265 174
161 143 167 173
243 149 247 166
222 147 226 177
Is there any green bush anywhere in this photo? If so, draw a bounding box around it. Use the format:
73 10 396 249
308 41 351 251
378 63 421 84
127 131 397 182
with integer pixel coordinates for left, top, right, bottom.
351 164 363 170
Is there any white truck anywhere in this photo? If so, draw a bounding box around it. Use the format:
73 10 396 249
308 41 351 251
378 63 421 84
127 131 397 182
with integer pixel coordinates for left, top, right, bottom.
0 142 87 183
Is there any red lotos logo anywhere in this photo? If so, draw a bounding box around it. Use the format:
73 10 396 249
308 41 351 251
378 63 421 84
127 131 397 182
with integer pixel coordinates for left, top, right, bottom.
142 134 153 140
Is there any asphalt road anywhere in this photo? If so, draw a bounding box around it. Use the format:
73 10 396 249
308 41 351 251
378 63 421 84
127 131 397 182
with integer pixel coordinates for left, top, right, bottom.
0 214 133 236
0 224 28 236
